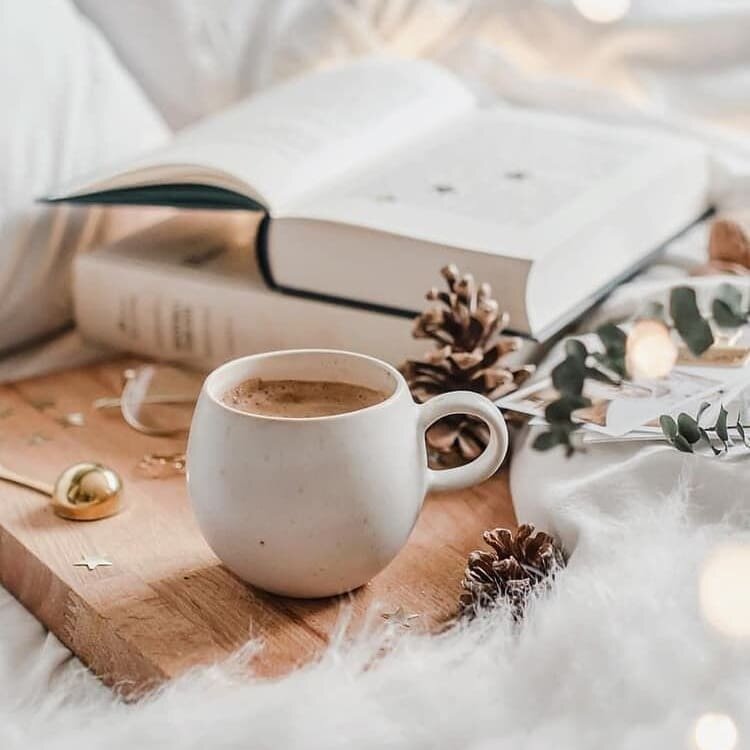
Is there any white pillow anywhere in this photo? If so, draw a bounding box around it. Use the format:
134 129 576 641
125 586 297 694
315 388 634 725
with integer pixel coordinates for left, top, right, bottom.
0 0 169 356
72 0 466 129
73 0 288 129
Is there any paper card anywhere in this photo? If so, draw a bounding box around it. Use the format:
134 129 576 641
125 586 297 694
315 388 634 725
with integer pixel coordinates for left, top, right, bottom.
528 378 750 446
677 346 750 368
603 370 724 435
497 369 729 437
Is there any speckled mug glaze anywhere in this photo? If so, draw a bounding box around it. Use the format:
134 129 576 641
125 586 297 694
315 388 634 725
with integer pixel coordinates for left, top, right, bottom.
187 350 508 598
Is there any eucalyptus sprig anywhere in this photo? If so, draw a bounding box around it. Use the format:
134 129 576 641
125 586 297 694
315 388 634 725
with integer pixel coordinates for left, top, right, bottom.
673 282 750 356
532 329 621 456
591 323 628 379
532 283 750 457
660 402 749 455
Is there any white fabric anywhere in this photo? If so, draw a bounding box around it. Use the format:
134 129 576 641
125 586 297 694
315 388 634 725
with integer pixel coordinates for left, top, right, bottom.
72 0 290 129
0 0 169 358
71 0 471 129
434 1 750 198
72 0 750 151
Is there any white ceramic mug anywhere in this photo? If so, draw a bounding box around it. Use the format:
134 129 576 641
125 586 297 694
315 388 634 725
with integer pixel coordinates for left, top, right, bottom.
186 349 508 598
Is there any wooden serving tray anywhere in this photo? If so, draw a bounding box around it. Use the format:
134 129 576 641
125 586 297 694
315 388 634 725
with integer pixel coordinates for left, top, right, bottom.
0 360 515 696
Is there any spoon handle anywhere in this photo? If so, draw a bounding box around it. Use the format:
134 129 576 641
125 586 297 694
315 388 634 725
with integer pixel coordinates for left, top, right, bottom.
0 465 54 496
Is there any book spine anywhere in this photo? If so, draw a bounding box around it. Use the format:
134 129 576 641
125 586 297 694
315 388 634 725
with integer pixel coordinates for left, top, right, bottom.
254 213 276 291
73 253 425 369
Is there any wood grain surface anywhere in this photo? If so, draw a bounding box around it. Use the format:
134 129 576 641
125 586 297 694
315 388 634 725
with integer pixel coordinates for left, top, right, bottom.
0 360 516 696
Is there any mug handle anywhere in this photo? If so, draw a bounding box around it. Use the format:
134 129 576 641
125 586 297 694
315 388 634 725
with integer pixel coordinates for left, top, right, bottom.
418 391 509 493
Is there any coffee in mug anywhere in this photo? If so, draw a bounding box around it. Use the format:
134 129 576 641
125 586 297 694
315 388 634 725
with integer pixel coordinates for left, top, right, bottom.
222 378 388 418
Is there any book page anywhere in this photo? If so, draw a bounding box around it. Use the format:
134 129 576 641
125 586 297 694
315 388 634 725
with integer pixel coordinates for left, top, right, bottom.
53 58 474 210
284 106 699 256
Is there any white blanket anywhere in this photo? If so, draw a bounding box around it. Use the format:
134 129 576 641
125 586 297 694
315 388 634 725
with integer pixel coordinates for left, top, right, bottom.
3 451 750 749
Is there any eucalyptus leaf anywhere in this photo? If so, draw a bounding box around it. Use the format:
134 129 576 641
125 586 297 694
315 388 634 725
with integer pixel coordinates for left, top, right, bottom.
659 415 678 440
677 413 701 444
596 323 627 355
715 405 729 443
699 427 722 456
715 282 743 308
712 284 747 329
713 300 747 329
736 419 748 448
565 339 588 362
551 356 586 396
545 394 590 423
696 401 712 423
592 323 627 378
669 286 714 356
592 351 626 379
533 431 560 451
673 434 694 453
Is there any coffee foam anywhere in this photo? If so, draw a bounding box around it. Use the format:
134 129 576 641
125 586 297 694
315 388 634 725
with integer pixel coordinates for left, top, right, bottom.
222 378 387 418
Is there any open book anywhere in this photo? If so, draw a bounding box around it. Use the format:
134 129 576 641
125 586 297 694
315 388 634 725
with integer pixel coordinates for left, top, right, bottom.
49 57 710 339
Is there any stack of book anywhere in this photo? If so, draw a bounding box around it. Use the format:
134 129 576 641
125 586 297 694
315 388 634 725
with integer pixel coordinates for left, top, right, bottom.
73 212 427 368
58 58 711 368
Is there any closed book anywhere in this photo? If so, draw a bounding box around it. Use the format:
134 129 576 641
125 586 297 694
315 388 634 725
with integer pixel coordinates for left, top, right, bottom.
73 214 430 369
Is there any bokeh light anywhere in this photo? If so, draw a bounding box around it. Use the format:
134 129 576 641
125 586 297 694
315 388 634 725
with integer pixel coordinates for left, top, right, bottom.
625 319 678 380
699 544 750 638
572 0 631 23
694 713 738 750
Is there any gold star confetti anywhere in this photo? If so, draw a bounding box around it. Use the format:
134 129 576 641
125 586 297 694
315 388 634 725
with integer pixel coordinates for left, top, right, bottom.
27 433 51 446
57 412 86 428
381 606 420 628
136 451 186 478
73 554 112 571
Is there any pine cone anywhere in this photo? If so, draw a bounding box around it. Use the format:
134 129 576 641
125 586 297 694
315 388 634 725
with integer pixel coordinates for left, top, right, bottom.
459 524 566 620
401 265 533 465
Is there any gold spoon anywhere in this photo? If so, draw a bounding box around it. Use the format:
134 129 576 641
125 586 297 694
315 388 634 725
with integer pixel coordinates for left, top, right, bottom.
0 462 124 521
